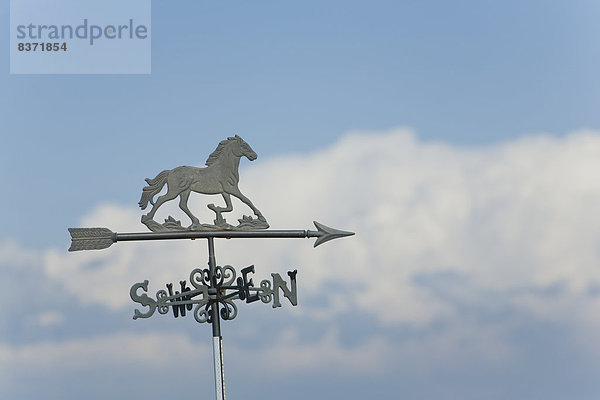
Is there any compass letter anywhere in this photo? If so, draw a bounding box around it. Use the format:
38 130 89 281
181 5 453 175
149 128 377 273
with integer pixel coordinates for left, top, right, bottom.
271 270 297 308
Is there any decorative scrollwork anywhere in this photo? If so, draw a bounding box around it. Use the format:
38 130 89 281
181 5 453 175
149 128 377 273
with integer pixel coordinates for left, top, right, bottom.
259 279 273 303
220 265 236 286
213 267 224 286
190 268 208 289
194 303 211 324
156 289 170 314
131 265 298 324
219 299 238 321
203 268 212 285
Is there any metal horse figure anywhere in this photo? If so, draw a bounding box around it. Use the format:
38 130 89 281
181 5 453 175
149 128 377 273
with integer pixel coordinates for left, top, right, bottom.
139 135 268 231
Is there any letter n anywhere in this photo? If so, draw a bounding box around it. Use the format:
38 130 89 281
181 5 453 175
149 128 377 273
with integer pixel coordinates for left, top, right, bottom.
271 270 297 308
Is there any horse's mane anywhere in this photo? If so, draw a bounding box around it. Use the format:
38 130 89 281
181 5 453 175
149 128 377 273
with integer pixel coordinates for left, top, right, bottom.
205 137 235 166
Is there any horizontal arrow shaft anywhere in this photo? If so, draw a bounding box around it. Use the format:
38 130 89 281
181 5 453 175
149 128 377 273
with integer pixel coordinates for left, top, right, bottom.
69 221 354 251
116 229 310 242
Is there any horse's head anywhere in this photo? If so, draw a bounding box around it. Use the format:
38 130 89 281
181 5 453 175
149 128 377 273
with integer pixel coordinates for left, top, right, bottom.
230 135 257 161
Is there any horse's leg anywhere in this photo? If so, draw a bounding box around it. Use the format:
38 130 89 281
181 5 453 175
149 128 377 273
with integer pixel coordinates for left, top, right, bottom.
208 193 233 224
146 188 179 219
178 190 200 225
227 187 265 220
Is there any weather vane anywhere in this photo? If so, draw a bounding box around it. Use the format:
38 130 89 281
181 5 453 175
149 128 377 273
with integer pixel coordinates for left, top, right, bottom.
68 135 354 400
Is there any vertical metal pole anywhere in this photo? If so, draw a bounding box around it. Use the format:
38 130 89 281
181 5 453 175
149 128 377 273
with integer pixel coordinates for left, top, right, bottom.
208 237 226 400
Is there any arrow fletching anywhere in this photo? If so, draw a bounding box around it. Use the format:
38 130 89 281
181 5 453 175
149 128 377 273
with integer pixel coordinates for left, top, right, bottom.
68 227 116 251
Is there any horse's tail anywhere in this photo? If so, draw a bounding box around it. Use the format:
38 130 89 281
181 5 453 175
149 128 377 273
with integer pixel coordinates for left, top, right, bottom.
138 170 170 210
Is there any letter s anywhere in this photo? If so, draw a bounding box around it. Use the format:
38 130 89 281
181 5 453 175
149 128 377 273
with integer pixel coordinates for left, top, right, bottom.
130 280 157 319
16 25 26 39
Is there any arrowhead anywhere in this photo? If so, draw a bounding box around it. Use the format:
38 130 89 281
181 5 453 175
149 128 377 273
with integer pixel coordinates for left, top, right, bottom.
311 221 355 247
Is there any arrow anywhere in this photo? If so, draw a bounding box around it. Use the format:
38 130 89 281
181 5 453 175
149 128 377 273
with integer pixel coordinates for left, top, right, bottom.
68 221 354 251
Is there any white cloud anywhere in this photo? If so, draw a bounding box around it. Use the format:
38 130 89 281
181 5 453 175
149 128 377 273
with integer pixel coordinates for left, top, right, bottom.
231 328 391 376
4 127 600 379
0 331 211 383
0 239 42 268
44 128 600 323
239 128 600 326
28 311 65 328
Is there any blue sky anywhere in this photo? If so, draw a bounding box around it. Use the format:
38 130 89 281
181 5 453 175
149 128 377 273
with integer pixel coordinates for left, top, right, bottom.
2 1 600 246
2 1 600 399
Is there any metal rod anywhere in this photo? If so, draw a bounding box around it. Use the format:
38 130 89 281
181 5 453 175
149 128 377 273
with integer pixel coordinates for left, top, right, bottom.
208 237 221 338
116 230 309 241
212 336 225 400
208 237 225 400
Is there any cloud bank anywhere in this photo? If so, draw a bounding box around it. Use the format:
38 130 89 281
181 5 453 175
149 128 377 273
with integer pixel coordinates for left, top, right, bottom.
3 127 600 399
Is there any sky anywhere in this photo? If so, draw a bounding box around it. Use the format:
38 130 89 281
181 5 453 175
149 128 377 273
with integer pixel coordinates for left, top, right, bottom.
2 1 600 399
